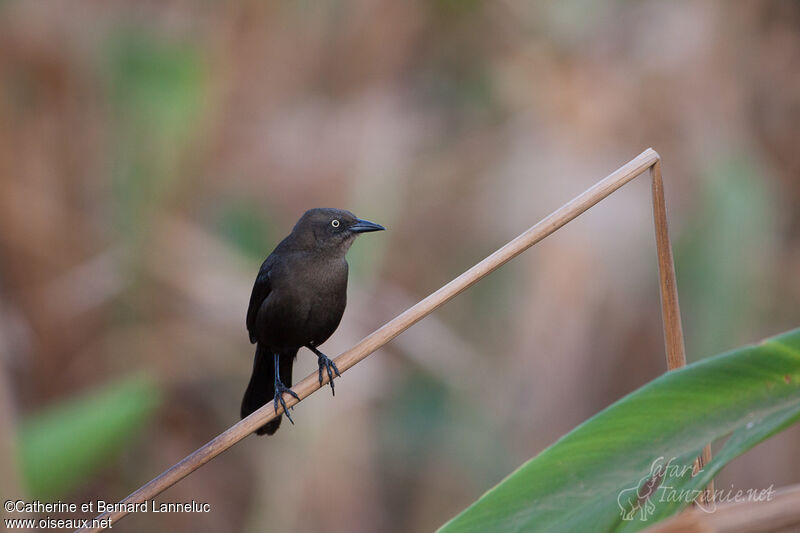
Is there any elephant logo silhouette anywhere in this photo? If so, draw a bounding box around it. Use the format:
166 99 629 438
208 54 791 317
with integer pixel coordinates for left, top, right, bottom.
617 457 673 521
617 473 661 520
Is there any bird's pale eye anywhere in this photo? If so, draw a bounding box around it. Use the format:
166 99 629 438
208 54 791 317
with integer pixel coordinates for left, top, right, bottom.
331 219 340 228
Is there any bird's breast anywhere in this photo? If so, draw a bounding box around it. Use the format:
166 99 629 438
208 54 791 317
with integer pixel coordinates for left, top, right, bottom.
258 256 348 349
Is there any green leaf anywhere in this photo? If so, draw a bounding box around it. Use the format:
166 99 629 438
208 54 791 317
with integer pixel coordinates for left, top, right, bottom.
439 328 800 533
18 374 161 500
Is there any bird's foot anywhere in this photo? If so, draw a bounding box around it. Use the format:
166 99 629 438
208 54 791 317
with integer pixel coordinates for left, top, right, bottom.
272 381 300 424
309 346 341 395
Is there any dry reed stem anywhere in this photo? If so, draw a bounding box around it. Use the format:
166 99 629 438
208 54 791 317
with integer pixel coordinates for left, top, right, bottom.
77 148 693 532
643 483 800 533
650 161 714 504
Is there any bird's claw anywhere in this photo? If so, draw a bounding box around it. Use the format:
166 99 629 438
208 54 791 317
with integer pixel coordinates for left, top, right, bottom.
272 381 300 424
316 353 341 396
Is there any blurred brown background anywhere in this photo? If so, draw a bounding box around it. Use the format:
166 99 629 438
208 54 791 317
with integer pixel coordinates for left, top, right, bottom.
1 1 799 532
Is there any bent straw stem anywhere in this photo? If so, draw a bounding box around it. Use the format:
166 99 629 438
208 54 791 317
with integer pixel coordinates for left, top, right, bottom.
78 148 693 532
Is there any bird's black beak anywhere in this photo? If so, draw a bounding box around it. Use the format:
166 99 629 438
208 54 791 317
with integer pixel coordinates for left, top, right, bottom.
350 218 385 233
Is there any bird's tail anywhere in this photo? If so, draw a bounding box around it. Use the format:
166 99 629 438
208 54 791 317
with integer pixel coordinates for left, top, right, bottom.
241 344 295 435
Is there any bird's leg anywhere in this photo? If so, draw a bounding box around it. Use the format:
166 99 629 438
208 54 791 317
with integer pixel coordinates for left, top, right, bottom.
307 345 341 395
273 353 299 424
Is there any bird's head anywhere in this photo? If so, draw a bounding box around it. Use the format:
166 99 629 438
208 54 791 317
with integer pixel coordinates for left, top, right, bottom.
292 208 385 253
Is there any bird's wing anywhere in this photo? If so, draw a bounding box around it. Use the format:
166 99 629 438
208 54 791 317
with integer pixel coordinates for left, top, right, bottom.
246 258 272 344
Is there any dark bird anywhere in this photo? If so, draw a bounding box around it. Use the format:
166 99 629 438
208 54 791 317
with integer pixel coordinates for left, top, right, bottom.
241 208 385 435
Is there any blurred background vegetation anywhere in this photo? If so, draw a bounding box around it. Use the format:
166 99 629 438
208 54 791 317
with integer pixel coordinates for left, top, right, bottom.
0 1 798 532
